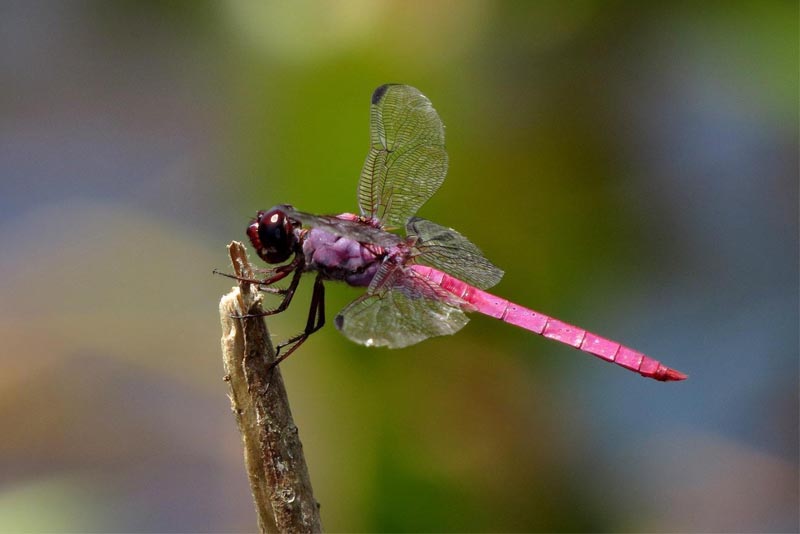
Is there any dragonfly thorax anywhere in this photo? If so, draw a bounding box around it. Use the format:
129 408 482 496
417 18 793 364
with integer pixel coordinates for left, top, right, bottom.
302 223 385 287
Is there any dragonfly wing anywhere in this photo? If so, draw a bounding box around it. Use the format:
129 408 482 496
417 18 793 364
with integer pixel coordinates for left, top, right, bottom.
335 263 469 349
280 205 402 247
406 216 504 290
358 84 448 228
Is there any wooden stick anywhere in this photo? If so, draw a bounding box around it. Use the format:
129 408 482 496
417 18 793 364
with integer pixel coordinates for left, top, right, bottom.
219 241 322 533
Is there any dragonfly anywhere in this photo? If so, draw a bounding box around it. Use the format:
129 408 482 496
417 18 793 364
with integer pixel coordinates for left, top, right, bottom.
228 84 687 382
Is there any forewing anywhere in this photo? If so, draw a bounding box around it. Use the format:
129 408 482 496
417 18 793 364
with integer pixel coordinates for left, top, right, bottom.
406 217 504 290
335 264 469 349
280 205 401 247
358 84 448 227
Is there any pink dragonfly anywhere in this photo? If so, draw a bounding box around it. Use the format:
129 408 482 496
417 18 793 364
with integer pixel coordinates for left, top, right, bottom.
232 84 687 382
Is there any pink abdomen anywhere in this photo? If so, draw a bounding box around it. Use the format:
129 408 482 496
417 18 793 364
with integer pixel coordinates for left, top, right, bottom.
411 264 686 382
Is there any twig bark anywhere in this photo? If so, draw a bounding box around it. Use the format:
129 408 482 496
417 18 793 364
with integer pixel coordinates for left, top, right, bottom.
219 241 322 533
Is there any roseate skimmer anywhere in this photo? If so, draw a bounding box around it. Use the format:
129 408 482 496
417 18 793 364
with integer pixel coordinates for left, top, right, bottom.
229 84 687 382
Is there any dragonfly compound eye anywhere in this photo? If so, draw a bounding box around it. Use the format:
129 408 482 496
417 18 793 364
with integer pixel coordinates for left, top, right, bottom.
248 208 298 264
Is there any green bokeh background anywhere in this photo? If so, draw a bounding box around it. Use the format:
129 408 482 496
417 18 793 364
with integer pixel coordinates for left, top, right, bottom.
1 1 797 532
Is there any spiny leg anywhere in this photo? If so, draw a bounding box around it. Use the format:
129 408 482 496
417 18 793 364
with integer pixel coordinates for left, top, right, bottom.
235 265 305 319
214 258 304 318
213 261 296 290
268 274 326 370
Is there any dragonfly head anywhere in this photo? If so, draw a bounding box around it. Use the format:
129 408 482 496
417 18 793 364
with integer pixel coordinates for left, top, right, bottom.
247 207 300 264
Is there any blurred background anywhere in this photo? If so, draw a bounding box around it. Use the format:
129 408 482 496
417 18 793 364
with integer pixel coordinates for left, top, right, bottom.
1 1 797 532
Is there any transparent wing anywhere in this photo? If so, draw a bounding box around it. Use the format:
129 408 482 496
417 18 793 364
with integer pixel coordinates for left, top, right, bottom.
334 263 469 349
358 84 448 227
280 205 402 248
406 217 504 290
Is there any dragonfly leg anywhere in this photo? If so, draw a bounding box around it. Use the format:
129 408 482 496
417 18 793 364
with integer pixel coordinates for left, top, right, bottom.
213 261 295 289
234 266 304 319
268 274 326 370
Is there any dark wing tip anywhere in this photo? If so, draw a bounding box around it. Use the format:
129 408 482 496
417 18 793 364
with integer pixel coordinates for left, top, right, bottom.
372 84 396 105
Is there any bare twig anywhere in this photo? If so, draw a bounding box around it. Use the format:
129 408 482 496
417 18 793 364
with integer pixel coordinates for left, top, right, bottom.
219 241 322 533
